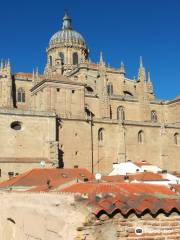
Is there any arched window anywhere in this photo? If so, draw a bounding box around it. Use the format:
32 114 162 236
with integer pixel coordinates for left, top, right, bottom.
73 52 78 65
17 88 25 103
107 83 113 95
117 106 125 121
151 110 157 122
59 52 64 64
98 128 104 142
138 130 144 144
49 55 52 67
174 133 179 145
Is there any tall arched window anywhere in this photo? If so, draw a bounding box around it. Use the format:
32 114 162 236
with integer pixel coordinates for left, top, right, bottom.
151 110 158 122
174 133 179 145
138 130 144 144
59 52 64 64
17 88 25 103
98 128 104 142
49 56 52 67
73 52 78 65
107 83 113 95
117 106 125 121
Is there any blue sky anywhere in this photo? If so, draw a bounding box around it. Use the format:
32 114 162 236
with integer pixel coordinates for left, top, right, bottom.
0 0 179 100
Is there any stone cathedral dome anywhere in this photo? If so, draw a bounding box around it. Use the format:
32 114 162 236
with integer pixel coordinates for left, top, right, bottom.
49 13 87 48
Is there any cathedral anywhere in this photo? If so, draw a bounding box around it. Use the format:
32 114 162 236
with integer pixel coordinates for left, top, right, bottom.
0 12 180 178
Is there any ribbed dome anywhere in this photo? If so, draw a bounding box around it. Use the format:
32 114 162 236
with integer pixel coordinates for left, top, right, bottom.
49 29 86 46
49 13 86 47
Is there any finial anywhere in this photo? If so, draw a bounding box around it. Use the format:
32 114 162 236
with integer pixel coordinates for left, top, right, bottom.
100 52 103 62
120 61 126 76
32 68 35 77
140 56 143 68
7 59 10 68
36 67 39 77
62 11 72 30
99 52 105 67
148 71 151 82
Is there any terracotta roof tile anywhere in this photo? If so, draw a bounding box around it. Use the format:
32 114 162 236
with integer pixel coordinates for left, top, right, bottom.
0 168 94 188
102 172 164 182
71 182 180 217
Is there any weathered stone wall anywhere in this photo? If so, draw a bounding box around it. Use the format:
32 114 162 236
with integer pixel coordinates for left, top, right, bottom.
0 109 57 178
0 192 87 240
76 211 180 240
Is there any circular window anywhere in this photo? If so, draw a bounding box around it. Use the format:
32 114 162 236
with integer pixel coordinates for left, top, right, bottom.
10 121 22 130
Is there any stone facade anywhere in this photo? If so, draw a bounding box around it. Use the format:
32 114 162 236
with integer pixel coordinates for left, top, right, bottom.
0 12 180 177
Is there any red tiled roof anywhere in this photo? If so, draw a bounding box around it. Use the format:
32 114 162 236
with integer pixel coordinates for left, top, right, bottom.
171 184 180 194
27 178 75 192
0 168 94 188
134 161 152 167
103 172 164 182
70 182 180 217
60 182 175 196
102 175 124 182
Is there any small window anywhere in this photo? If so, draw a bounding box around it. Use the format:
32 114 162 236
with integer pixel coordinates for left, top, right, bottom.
151 110 157 122
72 90 75 94
117 106 125 121
73 52 78 65
17 88 25 103
107 83 113 95
10 121 22 131
59 52 64 64
57 88 60 92
174 133 179 145
98 128 104 142
138 130 144 144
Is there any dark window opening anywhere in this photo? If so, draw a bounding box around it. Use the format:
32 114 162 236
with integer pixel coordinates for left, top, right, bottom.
151 110 158 122
107 83 113 95
10 121 22 131
73 52 78 65
98 128 104 142
174 133 179 145
117 106 125 121
138 130 144 144
59 52 64 64
17 88 25 103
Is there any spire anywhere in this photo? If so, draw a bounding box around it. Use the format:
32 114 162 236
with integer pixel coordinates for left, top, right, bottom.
35 67 39 77
140 56 143 68
62 11 72 30
99 52 105 67
147 71 151 82
120 61 126 76
138 56 146 82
